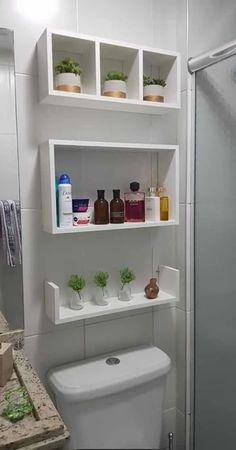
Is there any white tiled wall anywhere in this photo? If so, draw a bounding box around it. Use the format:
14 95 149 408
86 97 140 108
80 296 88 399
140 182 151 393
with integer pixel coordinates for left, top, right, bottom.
0 1 188 449
188 0 236 57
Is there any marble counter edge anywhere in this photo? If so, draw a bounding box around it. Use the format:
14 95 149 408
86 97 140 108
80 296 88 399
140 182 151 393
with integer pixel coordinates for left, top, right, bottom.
0 350 68 450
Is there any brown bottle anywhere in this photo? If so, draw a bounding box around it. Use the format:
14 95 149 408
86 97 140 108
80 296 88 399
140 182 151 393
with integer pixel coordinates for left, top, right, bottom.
94 190 109 224
145 278 159 299
110 190 124 224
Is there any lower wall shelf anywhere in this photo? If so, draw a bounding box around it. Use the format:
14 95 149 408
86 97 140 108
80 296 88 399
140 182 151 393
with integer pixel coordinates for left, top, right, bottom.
53 220 177 234
45 265 179 324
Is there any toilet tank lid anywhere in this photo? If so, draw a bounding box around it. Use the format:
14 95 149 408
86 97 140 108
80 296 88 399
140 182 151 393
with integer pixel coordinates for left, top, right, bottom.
48 346 171 402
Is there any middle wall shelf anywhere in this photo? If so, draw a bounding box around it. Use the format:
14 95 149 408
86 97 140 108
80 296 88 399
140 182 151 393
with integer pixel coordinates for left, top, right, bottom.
40 139 179 234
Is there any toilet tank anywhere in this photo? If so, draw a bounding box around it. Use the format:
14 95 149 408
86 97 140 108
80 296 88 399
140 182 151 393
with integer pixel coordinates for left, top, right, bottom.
48 346 171 450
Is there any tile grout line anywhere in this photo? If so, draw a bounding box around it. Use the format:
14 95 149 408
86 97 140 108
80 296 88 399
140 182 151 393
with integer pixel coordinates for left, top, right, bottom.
76 0 79 33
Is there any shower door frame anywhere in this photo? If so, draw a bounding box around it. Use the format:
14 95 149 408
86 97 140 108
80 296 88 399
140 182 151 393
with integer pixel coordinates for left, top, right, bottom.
187 38 236 450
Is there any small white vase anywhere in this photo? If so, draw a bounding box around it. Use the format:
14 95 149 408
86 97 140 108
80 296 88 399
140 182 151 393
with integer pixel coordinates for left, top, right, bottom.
118 284 132 302
143 84 164 102
103 80 127 98
69 290 84 310
95 288 109 306
55 73 81 93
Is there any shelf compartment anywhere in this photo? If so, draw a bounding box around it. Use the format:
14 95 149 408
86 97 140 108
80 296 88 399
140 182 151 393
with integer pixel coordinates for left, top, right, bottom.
51 33 97 95
40 140 179 234
143 49 180 105
100 43 140 99
45 265 179 324
37 29 181 114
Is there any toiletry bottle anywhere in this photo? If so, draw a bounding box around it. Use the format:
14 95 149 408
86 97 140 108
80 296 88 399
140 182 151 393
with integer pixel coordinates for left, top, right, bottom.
145 187 160 222
124 182 145 222
94 190 109 224
58 174 73 228
110 189 124 224
55 175 59 227
158 186 169 221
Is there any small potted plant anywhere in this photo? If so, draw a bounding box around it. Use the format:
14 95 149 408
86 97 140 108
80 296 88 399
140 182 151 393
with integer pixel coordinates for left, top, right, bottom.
103 71 128 98
68 274 86 310
55 57 82 93
93 271 110 306
118 267 136 301
143 75 166 102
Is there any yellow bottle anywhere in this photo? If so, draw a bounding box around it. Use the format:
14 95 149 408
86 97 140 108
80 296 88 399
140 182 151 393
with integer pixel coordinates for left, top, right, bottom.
158 187 169 221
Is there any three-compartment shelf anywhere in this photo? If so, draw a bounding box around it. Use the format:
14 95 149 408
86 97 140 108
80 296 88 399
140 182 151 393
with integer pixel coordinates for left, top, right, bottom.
40 140 179 234
37 29 181 114
45 265 179 324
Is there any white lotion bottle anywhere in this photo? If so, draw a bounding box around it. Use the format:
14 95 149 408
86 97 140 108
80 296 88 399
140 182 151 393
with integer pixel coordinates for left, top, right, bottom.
58 174 73 228
145 187 160 221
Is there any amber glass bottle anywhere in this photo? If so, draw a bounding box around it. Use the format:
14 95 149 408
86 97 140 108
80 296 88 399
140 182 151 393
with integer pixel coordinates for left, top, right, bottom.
110 190 124 224
94 190 109 224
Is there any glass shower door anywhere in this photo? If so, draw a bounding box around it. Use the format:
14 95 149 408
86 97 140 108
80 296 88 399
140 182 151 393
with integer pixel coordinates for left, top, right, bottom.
194 54 236 450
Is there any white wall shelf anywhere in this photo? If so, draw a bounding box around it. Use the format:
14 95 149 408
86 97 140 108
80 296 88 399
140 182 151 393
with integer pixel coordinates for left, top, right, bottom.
37 29 181 114
40 140 179 234
45 265 179 324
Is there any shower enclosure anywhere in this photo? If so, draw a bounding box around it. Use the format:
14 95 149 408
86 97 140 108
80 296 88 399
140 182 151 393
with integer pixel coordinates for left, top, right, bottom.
189 42 236 449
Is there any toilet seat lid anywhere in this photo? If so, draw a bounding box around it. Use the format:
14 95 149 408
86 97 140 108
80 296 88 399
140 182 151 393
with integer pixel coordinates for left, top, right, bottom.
48 346 171 402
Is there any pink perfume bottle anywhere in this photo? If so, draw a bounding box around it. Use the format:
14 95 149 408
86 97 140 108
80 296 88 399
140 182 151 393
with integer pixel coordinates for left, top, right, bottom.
124 182 145 222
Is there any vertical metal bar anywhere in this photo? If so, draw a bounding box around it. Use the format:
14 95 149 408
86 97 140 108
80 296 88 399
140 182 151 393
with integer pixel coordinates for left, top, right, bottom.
168 432 174 450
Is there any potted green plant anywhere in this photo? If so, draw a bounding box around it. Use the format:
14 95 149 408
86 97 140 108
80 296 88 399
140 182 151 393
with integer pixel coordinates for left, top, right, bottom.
143 75 166 102
68 274 86 310
118 267 136 301
55 57 82 93
93 271 109 306
103 71 128 98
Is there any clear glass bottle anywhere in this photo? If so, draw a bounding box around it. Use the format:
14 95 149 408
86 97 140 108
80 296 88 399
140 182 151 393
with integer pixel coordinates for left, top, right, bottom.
94 190 109 224
69 290 84 310
110 189 124 224
124 182 145 222
158 186 169 221
145 187 160 222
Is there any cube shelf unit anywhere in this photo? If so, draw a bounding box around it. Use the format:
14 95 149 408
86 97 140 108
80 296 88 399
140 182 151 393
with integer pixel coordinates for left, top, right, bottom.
40 139 179 234
37 28 181 114
45 265 179 324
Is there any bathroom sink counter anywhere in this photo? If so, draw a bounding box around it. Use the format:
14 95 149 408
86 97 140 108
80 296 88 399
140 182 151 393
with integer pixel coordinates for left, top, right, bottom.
0 350 69 450
0 311 10 333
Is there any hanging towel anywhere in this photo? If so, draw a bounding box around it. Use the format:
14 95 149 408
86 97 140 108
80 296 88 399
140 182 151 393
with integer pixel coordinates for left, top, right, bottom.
0 200 22 267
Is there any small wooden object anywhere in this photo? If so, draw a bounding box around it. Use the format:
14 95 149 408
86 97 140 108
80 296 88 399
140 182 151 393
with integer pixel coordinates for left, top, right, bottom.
0 342 13 386
145 278 160 299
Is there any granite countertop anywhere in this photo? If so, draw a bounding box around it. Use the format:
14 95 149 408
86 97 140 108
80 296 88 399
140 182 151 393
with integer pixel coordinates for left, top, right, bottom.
0 350 69 450
0 311 10 334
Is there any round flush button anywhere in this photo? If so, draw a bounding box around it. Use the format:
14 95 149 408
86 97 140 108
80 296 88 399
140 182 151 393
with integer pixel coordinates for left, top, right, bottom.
106 357 120 366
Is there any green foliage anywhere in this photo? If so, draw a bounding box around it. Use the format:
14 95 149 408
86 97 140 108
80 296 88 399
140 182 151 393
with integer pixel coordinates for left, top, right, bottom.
93 271 109 289
3 388 33 422
143 75 166 87
55 57 82 75
105 71 128 82
68 274 86 292
120 267 136 288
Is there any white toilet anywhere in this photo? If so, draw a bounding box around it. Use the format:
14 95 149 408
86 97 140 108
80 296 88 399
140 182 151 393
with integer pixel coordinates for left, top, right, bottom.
48 346 171 450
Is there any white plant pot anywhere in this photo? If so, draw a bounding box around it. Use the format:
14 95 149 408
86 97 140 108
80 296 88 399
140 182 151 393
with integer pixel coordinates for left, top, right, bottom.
103 80 127 98
143 84 165 102
55 73 81 93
